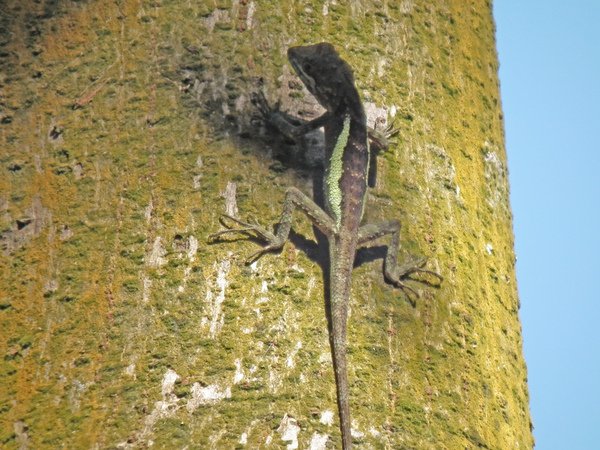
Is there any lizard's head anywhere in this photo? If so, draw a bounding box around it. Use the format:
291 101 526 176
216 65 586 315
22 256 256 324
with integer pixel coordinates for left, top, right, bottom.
287 42 358 113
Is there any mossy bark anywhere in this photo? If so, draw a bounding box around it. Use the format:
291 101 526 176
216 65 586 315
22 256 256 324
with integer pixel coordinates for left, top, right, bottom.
0 0 532 448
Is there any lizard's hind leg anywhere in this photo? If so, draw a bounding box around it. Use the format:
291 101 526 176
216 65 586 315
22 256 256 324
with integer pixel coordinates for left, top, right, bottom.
357 220 443 299
209 214 282 264
208 187 336 264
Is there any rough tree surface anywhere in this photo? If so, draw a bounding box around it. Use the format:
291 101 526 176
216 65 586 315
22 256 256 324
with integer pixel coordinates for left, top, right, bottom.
0 0 532 448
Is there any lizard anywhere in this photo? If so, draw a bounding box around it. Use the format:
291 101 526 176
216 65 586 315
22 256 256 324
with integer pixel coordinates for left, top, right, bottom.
209 42 442 449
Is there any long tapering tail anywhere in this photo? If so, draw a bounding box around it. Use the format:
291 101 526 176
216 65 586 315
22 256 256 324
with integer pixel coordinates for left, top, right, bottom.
331 325 352 449
329 237 355 449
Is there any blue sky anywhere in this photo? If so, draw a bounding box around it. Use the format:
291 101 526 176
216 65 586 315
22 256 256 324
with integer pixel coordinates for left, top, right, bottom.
493 1 600 448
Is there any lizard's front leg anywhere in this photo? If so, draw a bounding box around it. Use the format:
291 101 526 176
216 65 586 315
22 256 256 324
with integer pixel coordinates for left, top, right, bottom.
254 92 396 151
208 187 336 264
253 92 331 140
357 220 443 299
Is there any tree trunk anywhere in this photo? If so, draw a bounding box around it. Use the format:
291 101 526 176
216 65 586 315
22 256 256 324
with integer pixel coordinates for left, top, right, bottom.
0 0 532 448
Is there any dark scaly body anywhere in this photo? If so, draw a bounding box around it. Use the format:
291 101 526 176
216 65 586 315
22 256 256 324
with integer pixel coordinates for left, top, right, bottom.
288 43 369 449
210 42 442 450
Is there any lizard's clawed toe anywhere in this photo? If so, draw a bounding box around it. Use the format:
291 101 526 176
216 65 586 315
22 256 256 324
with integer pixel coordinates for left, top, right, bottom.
219 214 255 229
252 91 280 120
208 215 255 241
398 257 442 281
386 256 443 301
395 280 419 299
208 214 284 263
244 243 281 265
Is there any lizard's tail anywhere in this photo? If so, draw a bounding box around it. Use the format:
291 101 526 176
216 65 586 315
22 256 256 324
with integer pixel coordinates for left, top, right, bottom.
329 239 356 449
331 324 352 449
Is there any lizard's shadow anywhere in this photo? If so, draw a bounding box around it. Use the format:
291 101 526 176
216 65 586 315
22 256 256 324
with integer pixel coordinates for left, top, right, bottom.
178 55 416 318
203 107 421 318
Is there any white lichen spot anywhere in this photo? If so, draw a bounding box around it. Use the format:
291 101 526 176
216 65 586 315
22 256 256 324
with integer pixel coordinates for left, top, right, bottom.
249 260 259 272
147 236 167 267
239 432 248 445
246 1 256 30
257 280 270 304
203 257 232 338
162 369 179 397
73 162 84 179
34 154 42 173
124 363 136 378
377 58 387 78
369 427 381 437
305 276 316 299
400 0 414 14
44 279 58 294
351 424 364 439
142 276 152 303
178 266 192 293
196 155 203 168
363 102 389 132
68 379 87 411
485 243 494 255
186 382 231 413
235 93 247 113
13 420 29 449
193 174 202 189
224 181 239 217
320 410 334 426
277 414 301 450
222 101 231 117
187 236 198 260
289 263 305 273
318 352 332 364
425 144 460 200
234 359 244 384
309 432 329 450
483 142 508 209
202 9 230 33
286 341 303 368
389 104 398 117
322 2 329 15
59 225 73 241
141 369 181 441
145 199 153 223
268 360 282 392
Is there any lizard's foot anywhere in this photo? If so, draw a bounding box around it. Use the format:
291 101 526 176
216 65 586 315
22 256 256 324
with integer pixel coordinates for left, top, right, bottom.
208 214 285 264
251 91 280 122
369 120 399 153
378 120 400 141
385 256 443 300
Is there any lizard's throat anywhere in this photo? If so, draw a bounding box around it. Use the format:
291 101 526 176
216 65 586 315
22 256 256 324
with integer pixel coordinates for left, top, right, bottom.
290 61 317 97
